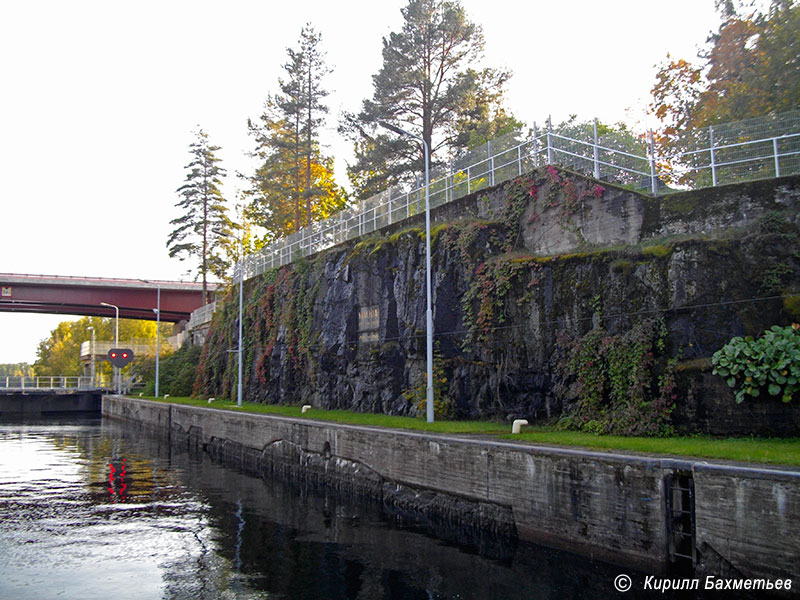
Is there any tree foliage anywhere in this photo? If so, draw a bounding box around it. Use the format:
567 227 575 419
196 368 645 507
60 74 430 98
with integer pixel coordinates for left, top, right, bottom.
0 363 33 377
168 128 234 301
651 0 799 145
243 25 346 244
340 0 519 199
138 343 202 397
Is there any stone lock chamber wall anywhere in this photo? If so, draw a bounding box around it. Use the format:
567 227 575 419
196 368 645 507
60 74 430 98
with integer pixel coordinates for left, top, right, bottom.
104 396 800 589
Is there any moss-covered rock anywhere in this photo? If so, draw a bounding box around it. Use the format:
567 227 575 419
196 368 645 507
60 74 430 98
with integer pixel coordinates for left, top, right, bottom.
193 169 800 434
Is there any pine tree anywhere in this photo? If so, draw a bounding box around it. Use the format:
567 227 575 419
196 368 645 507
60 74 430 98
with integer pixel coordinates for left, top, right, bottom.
168 128 233 303
340 0 518 199
243 25 345 242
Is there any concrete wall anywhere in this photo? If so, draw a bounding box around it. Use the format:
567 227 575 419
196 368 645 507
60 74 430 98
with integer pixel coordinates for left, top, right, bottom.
0 392 100 415
103 396 800 589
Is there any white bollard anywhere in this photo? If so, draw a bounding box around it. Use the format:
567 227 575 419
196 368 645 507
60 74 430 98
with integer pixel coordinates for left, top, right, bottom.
164 394 170 399
511 419 529 434
301 404 312 414
208 397 215 404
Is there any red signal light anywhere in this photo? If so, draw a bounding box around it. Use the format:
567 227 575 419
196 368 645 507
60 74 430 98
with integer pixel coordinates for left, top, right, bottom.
107 348 134 368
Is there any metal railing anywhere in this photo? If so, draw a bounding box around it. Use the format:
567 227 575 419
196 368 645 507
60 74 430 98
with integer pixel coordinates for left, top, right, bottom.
234 111 800 282
79 340 164 360
0 376 98 391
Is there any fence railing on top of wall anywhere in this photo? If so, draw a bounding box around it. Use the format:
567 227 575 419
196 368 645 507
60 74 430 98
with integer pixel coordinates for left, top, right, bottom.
236 110 800 282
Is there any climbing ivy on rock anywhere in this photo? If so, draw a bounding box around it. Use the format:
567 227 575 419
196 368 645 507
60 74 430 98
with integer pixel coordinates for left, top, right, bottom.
554 318 677 436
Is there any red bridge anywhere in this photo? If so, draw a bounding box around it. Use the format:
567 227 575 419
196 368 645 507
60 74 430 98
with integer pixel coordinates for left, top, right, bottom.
0 273 219 323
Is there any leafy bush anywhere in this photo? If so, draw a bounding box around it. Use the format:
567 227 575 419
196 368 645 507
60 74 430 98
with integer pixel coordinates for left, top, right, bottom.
712 324 800 404
140 344 202 397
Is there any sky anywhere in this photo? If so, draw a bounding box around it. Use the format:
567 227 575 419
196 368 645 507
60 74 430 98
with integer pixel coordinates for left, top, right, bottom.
0 0 724 364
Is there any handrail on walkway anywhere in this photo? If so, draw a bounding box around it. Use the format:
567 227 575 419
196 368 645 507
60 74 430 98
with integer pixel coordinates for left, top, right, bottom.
232 110 799 283
0 376 100 392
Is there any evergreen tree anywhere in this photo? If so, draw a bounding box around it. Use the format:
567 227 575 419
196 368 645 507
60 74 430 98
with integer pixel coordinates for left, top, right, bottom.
243 25 345 242
168 128 233 302
340 0 518 199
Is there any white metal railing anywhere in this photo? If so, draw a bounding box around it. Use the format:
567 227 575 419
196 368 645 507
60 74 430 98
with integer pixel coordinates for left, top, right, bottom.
0 376 98 391
78 340 161 360
234 111 800 282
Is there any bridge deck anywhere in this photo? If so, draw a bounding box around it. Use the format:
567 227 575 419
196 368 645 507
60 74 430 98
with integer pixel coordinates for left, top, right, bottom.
0 273 220 322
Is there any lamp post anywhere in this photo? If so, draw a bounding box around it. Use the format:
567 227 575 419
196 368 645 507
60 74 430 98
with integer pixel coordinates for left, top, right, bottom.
87 326 96 387
234 238 244 407
141 280 161 398
100 302 119 394
154 286 160 398
379 121 434 422
237 259 243 407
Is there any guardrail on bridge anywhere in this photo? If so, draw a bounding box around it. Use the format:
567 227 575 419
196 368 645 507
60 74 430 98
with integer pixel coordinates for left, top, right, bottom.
0 376 98 391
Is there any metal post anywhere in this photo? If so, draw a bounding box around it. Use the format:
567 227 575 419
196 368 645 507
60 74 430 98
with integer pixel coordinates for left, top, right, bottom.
773 138 780 177
488 139 494 187
533 122 539 168
90 326 96 386
101 302 120 394
649 130 658 196
378 121 435 422
448 161 454 201
423 141 434 423
467 165 471 194
546 116 553 165
237 240 243 407
517 145 522 176
155 285 160 398
593 118 600 179
709 125 717 187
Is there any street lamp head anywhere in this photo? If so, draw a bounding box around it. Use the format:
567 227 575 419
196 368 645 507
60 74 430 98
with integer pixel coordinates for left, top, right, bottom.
379 121 407 137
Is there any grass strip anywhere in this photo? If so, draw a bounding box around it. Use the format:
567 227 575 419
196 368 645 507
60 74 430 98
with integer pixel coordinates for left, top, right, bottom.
135 395 800 467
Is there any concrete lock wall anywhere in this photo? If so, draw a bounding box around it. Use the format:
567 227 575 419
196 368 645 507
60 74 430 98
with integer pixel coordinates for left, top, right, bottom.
103 396 800 588
0 392 101 415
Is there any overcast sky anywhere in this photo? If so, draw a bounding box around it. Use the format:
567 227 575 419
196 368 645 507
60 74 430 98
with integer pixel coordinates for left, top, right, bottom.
0 0 723 364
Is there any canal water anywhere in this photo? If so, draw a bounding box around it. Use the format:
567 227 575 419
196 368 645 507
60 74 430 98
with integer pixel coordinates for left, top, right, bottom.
0 416 697 599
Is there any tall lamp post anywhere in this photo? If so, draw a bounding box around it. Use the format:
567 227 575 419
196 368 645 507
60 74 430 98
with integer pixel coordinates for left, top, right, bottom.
234 238 243 407
379 121 434 422
141 280 161 398
87 325 96 387
100 301 120 394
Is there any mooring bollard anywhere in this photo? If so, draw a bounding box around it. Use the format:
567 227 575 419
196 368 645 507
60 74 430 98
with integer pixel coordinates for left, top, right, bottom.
511 419 528 434
301 405 312 414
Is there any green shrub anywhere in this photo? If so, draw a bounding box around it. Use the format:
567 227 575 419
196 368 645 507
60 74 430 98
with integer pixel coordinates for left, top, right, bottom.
141 344 203 397
712 324 800 404
554 318 676 437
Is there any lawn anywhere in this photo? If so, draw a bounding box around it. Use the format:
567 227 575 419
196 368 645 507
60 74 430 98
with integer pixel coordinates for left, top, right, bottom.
135 395 800 467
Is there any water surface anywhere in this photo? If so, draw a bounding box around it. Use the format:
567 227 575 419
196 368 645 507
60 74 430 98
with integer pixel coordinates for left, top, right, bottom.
0 416 687 599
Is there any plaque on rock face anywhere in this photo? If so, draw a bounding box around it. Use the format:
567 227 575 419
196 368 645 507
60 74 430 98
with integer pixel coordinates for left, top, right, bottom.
358 305 380 344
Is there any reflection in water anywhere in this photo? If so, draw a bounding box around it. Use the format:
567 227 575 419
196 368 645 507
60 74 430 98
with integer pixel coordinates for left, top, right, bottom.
0 416 674 599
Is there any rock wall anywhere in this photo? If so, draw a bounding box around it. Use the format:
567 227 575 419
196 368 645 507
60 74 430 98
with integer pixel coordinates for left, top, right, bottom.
195 169 800 432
